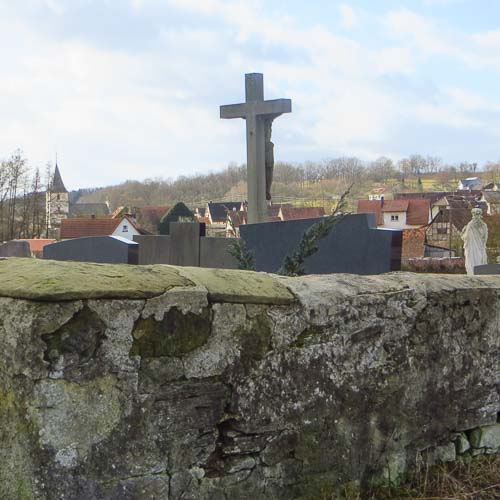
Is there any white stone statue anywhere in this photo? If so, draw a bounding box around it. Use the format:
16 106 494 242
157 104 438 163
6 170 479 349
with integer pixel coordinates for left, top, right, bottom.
461 208 488 276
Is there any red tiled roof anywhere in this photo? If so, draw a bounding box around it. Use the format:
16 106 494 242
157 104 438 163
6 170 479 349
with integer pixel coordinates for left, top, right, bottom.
60 218 121 238
139 205 171 219
357 200 383 225
279 206 325 221
60 216 145 239
406 199 431 225
380 200 409 212
268 203 293 217
357 199 429 226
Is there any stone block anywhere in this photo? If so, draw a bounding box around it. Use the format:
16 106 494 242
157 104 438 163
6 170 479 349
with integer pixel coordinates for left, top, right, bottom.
44 236 138 264
0 240 31 258
474 264 500 275
469 424 500 453
240 213 402 275
455 433 470 454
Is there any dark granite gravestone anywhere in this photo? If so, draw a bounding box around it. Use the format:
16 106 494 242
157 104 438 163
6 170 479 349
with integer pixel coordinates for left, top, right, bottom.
0 240 31 258
474 264 500 275
134 222 238 268
239 213 402 275
44 236 138 264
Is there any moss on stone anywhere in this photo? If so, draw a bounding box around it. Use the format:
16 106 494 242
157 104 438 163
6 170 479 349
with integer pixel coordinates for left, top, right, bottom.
237 313 272 370
292 325 324 347
42 306 106 370
131 307 212 357
0 258 193 301
179 266 295 304
0 389 37 500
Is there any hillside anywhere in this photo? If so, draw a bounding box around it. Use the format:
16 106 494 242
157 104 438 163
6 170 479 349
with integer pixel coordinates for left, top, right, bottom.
77 157 494 212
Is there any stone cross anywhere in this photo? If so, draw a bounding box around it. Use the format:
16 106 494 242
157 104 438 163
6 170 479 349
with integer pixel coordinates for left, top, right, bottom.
220 73 291 224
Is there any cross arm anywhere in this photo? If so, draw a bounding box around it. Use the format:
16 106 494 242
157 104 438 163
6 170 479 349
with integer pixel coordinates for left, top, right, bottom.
220 103 247 119
255 98 292 116
220 98 292 119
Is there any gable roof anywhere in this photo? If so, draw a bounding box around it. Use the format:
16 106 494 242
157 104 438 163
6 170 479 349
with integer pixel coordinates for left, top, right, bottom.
268 203 293 218
51 164 67 193
60 216 145 239
380 200 409 212
279 206 326 221
207 202 245 223
482 191 500 204
394 191 482 204
357 200 383 225
406 199 431 225
69 203 110 218
357 198 430 226
227 210 247 228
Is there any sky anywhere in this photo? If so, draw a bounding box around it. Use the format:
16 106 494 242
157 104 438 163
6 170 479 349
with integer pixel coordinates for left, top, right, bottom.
1 0 500 189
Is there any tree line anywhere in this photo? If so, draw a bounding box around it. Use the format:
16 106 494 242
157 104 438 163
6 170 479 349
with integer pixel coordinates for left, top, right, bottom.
0 151 49 242
79 154 500 209
2 148 499 243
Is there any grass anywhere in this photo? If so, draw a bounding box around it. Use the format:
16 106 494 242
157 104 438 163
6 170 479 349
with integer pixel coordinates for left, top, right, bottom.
342 455 500 500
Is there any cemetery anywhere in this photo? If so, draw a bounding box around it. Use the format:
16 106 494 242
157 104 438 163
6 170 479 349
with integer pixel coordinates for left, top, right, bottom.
0 21 499 495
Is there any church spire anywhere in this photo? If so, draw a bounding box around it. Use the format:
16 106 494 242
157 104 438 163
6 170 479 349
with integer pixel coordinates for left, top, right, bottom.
51 162 68 193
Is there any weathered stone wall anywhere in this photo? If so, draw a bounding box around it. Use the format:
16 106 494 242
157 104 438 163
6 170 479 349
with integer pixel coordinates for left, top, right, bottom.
0 258 499 499
402 256 465 274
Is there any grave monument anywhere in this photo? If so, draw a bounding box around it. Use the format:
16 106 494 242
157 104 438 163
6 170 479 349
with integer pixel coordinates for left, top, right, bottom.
220 73 291 223
461 207 488 275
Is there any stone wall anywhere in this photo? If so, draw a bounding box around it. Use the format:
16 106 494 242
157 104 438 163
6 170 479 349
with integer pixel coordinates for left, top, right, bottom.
402 256 466 274
0 258 499 499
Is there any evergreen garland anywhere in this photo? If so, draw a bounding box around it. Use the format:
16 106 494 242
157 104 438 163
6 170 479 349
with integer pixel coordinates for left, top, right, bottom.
277 185 353 277
226 213 255 270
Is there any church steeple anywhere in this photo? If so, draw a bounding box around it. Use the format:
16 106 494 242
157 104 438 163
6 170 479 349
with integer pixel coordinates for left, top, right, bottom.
51 163 68 193
46 161 70 236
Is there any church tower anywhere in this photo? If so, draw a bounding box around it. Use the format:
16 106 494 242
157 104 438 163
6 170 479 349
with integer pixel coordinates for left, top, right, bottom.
46 163 69 235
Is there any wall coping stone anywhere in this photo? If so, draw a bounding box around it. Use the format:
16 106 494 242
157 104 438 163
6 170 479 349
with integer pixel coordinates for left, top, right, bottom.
0 258 295 304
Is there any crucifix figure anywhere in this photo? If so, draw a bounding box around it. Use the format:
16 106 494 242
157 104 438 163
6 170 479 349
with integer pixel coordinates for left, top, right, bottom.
220 73 291 224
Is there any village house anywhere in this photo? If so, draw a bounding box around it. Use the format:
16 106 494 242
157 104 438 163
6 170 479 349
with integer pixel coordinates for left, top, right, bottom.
206 202 246 225
425 196 487 250
368 186 388 201
357 198 431 229
480 191 500 215
458 177 483 190
60 215 146 241
224 203 324 237
483 182 500 191
135 205 171 234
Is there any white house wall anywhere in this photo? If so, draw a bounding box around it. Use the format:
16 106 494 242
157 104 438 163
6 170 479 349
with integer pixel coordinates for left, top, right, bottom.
112 219 141 240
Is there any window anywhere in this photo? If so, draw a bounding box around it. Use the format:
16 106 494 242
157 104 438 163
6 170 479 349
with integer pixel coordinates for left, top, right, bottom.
122 225 128 232
391 215 399 221
56 194 60 201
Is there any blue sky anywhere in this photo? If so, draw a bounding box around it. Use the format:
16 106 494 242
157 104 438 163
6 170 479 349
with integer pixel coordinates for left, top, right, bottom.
1 0 500 189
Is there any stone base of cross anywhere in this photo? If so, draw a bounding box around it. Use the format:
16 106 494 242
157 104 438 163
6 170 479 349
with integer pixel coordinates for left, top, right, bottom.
220 73 292 224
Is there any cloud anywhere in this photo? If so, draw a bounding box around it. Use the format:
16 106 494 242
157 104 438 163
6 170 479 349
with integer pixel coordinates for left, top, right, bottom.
472 30 500 48
338 4 357 29
1 1 499 188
